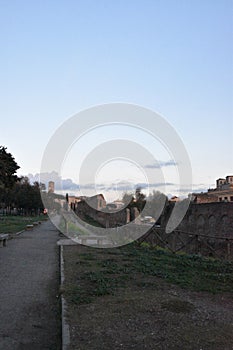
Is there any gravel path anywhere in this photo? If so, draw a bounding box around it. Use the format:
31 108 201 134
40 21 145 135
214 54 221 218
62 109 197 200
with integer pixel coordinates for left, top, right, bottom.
0 220 61 350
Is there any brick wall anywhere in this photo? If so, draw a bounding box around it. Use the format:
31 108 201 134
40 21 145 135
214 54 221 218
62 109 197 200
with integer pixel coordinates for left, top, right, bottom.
161 202 233 237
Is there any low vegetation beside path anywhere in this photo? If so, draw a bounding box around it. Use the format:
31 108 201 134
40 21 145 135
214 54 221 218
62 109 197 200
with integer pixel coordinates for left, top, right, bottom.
0 215 47 234
63 243 233 350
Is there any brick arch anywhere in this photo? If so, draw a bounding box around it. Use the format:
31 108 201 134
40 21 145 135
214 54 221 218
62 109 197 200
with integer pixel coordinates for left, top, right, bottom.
197 214 205 226
197 214 205 234
208 215 216 228
188 214 194 225
221 215 229 236
208 215 216 238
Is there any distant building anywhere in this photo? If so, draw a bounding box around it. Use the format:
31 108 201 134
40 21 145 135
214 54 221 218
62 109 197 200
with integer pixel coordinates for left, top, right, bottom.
113 200 125 209
106 200 125 211
67 195 86 210
86 194 106 210
214 175 233 202
192 175 233 203
68 196 81 205
48 181 55 193
140 215 155 224
216 175 233 190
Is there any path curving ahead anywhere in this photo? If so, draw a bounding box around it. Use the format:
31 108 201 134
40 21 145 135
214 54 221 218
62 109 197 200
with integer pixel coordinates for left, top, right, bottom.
0 220 61 350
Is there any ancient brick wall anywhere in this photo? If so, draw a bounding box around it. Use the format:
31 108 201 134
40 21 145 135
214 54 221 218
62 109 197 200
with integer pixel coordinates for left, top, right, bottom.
140 202 233 259
75 200 130 227
176 202 233 237
76 200 233 237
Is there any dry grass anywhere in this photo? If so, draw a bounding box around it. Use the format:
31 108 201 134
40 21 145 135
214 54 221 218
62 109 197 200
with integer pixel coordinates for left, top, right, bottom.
63 243 233 350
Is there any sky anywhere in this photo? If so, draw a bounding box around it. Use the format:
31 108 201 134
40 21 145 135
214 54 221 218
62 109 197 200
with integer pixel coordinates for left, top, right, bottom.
1 0 233 201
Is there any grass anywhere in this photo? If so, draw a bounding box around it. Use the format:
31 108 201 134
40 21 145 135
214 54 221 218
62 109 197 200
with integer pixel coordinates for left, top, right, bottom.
58 214 105 236
63 242 233 306
82 214 105 228
0 215 47 234
59 219 87 236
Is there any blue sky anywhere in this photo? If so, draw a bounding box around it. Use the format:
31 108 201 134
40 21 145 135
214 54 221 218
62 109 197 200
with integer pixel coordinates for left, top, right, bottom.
1 0 233 198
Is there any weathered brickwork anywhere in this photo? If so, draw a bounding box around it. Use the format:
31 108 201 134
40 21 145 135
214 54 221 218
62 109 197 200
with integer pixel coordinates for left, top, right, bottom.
143 202 233 259
175 202 233 237
75 200 130 227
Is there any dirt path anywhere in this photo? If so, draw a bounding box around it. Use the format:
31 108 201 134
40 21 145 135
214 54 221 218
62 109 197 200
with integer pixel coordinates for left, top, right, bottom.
0 220 61 350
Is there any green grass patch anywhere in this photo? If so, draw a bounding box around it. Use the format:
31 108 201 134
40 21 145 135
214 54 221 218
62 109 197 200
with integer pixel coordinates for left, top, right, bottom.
82 214 105 228
59 220 87 235
63 242 233 306
0 215 47 234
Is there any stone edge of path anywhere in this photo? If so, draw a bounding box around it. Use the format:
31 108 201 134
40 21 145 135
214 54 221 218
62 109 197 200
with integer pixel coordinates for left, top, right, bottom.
15 230 25 236
16 223 71 349
15 224 71 349
60 244 71 350
14 218 48 236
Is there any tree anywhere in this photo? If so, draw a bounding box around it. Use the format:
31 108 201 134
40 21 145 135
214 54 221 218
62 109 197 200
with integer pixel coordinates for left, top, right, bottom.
122 188 146 212
135 187 146 212
0 148 45 215
0 146 20 190
142 190 168 221
122 192 135 208
6 177 44 215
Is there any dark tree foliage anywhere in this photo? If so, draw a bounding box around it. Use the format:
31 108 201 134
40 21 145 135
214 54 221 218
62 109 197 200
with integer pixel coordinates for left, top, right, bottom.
142 190 168 219
0 147 44 215
122 188 168 219
122 187 146 212
5 177 44 215
135 187 146 212
122 192 135 208
0 146 20 189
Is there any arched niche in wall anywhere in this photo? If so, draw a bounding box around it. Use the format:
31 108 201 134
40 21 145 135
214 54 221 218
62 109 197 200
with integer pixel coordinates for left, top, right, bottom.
208 215 216 234
220 215 229 237
197 214 205 234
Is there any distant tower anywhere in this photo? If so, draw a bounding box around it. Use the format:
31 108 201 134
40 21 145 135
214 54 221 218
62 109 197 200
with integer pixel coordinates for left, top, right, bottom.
48 181 55 193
